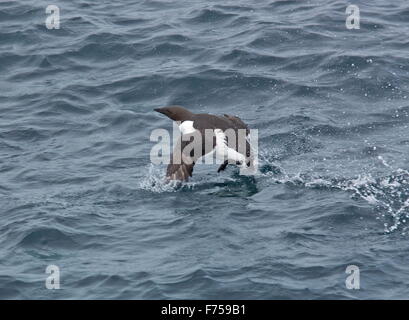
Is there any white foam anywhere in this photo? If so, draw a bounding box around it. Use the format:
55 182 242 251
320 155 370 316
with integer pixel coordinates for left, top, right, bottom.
138 164 179 193
257 150 409 234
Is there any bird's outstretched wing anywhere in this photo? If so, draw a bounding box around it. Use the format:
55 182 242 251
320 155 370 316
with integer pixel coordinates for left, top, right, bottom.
166 132 207 182
166 156 194 181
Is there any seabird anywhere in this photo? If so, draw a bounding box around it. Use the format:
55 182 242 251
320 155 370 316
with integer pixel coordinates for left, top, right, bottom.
154 106 253 181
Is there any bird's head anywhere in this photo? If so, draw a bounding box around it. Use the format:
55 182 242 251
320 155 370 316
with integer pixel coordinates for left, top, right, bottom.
154 105 194 122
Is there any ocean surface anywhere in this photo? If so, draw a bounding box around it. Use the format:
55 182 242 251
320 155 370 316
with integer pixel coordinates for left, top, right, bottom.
1 0 409 299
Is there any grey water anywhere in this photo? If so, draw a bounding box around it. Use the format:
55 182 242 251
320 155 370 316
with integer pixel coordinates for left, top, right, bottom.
1 0 409 299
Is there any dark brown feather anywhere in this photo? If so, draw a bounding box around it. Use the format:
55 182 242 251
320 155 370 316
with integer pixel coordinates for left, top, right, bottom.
156 106 252 181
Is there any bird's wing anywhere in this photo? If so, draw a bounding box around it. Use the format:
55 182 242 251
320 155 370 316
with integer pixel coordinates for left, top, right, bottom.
166 155 194 182
167 131 212 181
192 113 251 156
223 114 251 159
223 114 249 135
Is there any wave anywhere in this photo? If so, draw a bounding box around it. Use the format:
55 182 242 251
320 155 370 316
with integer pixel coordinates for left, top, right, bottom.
18 227 79 249
140 148 409 234
186 8 237 24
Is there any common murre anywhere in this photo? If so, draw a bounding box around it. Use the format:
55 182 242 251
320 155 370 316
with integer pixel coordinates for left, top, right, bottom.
154 106 254 181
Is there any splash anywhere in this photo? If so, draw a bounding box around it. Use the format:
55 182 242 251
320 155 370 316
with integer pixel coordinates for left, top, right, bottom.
260 154 409 234
138 164 178 193
337 170 409 233
138 164 197 193
141 151 409 233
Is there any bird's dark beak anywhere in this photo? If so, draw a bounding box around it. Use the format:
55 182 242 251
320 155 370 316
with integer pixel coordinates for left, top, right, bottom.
154 107 177 121
154 107 166 115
